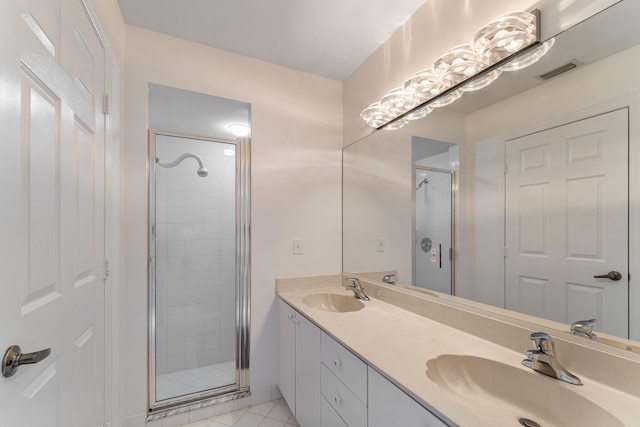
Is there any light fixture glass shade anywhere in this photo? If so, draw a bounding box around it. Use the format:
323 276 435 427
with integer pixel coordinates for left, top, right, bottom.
472 11 537 64
360 102 392 128
434 45 490 86
405 105 435 121
380 87 419 115
382 118 408 131
500 38 555 72
430 89 463 108
460 68 502 92
403 69 443 101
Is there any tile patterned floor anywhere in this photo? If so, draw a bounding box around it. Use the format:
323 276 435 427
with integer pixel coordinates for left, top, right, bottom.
156 361 236 401
179 399 299 427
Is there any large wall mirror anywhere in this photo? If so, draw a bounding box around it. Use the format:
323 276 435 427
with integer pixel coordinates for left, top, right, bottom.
343 2 640 352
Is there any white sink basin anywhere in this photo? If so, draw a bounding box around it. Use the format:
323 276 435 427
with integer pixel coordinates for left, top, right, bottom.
426 355 624 427
302 293 365 313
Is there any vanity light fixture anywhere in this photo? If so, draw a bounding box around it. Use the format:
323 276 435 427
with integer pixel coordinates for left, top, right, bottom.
363 10 547 131
228 123 251 137
500 38 555 72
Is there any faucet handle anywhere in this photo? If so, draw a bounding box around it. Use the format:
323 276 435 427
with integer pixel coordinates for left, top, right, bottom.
570 319 598 340
346 277 360 286
529 332 554 353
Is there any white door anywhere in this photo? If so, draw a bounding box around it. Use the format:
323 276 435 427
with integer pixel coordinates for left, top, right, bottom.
0 0 107 425
505 109 628 337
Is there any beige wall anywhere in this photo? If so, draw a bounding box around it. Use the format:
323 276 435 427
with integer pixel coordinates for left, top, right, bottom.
123 26 343 423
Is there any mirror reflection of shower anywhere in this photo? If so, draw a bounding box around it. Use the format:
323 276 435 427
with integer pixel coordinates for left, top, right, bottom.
156 153 209 177
416 177 429 190
412 136 457 295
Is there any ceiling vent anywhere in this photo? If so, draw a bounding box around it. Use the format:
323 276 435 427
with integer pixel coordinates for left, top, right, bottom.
537 60 584 80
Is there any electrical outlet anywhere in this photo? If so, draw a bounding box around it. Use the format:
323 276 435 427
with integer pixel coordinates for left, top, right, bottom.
377 238 385 252
293 239 303 255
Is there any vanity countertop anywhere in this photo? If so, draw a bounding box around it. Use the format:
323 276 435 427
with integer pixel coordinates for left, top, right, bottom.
277 277 639 427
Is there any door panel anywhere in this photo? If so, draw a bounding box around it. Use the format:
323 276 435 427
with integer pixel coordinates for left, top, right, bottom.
506 109 628 337
21 72 62 314
0 0 106 425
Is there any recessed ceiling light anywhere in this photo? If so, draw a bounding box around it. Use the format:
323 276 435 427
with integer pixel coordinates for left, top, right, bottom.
228 123 250 137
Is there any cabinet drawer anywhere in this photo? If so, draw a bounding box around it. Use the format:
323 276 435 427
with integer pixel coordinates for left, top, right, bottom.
321 396 348 427
321 364 367 427
368 367 448 427
321 332 367 404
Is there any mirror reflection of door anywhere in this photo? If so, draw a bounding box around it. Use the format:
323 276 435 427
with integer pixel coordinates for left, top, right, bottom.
412 138 457 294
505 109 629 337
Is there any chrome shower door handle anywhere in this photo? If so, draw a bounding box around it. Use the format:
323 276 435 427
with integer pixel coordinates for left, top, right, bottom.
593 271 622 281
2 345 51 377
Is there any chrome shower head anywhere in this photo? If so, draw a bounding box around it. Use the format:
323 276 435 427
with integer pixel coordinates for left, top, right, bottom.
156 153 208 178
416 177 429 190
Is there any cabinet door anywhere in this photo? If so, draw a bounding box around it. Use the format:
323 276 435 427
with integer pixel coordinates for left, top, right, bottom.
278 299 296 411
295 311 321 427
368 368 448 427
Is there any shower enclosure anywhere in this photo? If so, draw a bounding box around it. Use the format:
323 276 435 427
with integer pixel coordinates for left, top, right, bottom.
148 129 250 414
413 166 455 294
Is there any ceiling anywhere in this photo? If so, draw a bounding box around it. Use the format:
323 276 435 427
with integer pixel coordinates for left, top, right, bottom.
117 0 429 81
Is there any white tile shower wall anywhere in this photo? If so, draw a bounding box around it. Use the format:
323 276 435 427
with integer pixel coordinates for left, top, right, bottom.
155 135 237 375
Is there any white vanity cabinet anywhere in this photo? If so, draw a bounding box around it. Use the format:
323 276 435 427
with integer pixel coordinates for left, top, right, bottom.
278 297 450 427
278 299 321 427
368 368 447 427
320 332 367 427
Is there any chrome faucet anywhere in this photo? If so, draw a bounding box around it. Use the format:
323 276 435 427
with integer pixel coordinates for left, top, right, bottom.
522 332 582 385
345 278 370 301
382 274 396 285
570 319 598 341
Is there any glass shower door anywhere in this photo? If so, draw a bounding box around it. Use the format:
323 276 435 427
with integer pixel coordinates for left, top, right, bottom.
149 130 250 412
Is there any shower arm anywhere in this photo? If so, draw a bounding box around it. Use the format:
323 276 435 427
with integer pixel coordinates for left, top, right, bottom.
156 153 206 170
156 152 208 177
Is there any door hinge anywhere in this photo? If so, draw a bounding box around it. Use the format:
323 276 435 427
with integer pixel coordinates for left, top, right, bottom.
104 258 110 278
503 247 509 259
504 163 509 174
103 93 110 115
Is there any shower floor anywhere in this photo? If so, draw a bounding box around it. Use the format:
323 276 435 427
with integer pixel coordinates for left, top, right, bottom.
156 360 236 401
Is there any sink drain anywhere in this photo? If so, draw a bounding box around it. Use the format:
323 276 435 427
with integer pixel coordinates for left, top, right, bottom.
519 418 541 427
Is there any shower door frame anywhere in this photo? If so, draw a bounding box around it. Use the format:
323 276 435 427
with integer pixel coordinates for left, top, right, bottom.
412 165 457 295
147 129 251 416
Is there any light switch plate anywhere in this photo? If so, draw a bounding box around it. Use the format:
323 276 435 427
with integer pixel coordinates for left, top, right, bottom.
293 239 303 255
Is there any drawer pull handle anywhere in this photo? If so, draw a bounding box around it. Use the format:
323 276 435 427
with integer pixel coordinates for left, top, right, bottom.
334 396 342 404
334 359 342 368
